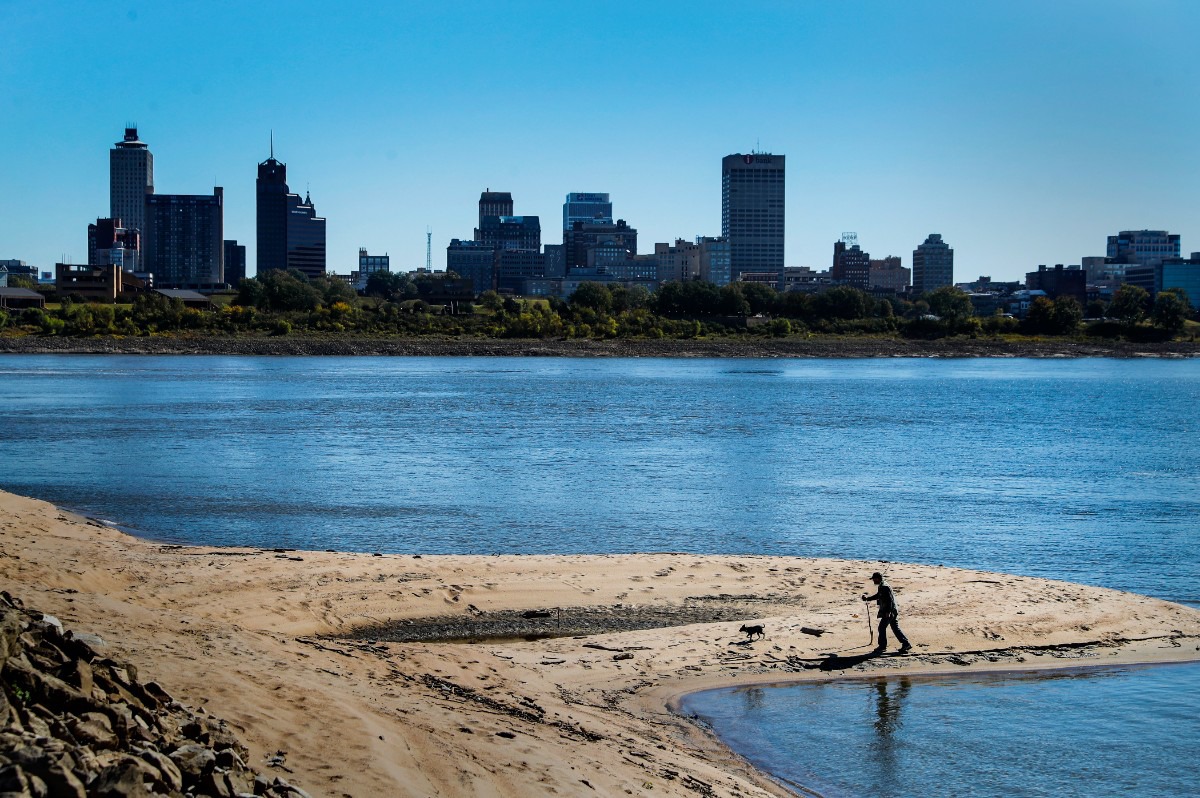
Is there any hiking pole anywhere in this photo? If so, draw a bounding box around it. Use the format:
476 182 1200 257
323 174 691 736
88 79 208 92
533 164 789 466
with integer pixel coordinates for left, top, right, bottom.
864 597 874 648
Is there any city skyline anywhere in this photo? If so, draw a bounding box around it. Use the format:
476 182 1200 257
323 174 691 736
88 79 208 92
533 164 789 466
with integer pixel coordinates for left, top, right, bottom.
2 2 1197 283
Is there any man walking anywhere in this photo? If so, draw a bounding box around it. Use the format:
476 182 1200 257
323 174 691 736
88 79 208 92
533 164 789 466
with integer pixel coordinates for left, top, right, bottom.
862 571 912 655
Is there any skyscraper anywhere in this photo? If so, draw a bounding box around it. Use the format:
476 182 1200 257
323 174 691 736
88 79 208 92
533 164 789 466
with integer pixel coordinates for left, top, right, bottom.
721 153 785 280
478 191 514 228
286 191 326 280
144 189 224 286
832 236 871 289
563 193 613 230
256 144 326 279
911 234 954 295
110 127 154 235
224 240 247 286
475 215 541 252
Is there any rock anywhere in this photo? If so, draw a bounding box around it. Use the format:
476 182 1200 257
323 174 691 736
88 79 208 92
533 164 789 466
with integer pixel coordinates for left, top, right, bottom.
169 743 216 779
0 610 21 668
0 763 32 795
199 769 232 797
0 596 303 798
215 748 247 772
57 659 93 697
33 760 85 798
136 748 182 793
91 757 155 798
66 712 117 749
64 630 107 654
34 616 62 636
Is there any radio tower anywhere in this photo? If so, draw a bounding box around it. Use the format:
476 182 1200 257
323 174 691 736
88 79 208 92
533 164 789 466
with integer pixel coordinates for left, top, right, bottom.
425 227 432 272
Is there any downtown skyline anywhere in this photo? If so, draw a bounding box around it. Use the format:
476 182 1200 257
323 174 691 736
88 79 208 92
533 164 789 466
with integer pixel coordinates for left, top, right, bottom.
2 1 1197 282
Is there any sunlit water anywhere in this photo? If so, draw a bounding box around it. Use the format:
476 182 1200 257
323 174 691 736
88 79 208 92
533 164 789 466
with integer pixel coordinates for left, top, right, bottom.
681 663 1200 798
1 355 1197 795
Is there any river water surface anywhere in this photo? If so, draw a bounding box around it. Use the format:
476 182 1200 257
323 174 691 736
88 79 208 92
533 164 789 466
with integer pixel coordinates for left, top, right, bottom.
0 355 1196 796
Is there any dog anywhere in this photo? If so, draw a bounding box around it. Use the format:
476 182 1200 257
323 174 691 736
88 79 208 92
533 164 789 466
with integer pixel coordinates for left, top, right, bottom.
739 623 765 641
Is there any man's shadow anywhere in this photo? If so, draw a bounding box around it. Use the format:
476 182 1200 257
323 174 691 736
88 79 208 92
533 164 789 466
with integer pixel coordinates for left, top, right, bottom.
816 650 881 671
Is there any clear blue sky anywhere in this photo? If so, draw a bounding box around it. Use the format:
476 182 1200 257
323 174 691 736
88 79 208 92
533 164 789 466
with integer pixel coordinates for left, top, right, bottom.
2 1 1197 282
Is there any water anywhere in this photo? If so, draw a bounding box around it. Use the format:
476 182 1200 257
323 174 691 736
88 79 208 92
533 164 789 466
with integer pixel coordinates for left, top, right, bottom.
1 354 1197 796
0 355 1195 604
681 663 1200 798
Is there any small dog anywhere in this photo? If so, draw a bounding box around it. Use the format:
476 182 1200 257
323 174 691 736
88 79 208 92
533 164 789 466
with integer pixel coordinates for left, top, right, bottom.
739 623 765 641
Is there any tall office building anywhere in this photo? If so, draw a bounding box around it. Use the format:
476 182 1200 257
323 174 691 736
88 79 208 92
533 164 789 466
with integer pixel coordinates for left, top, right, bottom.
721 153 785 280
256 146 326 279
478 191 514 228
110 127 154 235
832 237 871 289
144 189 224 286
563 193 613 230
1106 230 1180 267
475 215 541 252
286 192 326 279
911 234 954 295
564 219 637 269
447 239 497 295
224 240 247 286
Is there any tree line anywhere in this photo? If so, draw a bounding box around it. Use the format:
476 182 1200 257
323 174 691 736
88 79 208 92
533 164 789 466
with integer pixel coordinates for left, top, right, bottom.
1 269 1192 340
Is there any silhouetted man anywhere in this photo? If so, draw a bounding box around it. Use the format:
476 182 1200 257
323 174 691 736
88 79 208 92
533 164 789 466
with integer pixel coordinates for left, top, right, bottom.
862 572 912 655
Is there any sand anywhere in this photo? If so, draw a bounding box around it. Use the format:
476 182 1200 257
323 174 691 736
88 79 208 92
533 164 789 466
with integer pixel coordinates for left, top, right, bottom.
2 488 1198 797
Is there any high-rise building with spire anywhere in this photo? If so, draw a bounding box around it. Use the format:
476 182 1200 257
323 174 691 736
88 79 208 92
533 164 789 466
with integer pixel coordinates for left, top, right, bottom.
256 138 326 279
110 127 154 235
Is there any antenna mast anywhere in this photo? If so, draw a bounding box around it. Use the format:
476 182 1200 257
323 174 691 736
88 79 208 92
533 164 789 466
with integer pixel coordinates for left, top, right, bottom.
425 227 432 272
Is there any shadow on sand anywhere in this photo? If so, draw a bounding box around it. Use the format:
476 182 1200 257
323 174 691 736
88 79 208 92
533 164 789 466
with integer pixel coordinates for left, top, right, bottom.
817 651 881 671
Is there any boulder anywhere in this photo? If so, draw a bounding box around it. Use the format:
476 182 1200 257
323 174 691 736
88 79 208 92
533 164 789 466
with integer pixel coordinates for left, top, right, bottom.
169 742 216 779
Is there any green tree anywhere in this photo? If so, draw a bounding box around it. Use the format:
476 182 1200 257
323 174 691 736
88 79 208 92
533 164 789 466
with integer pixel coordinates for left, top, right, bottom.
7 275 37 290
312 275 358 306
653 280 723 317
569 282 613 313
813 286 872 320
923 286 974 322
738 282 778 315
718 284 751 316
365 270 413 299
235 277 266 309
1085 298 1108 319
1051 295 1083 334
1109 284 1149 328
1152 288 1191 334
1022 296 1056 334
478 290 503 311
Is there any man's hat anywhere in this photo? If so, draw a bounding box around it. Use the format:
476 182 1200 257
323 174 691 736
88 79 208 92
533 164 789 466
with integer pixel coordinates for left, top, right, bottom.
871 572 883 580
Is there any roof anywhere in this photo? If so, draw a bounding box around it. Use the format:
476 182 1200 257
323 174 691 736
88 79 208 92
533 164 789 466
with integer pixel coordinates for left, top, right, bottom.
155 289 210 303
0 287 42 298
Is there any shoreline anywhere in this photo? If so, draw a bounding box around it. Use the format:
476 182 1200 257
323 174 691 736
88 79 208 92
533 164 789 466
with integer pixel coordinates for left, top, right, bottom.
3 488 1199 797
1 333 1198 358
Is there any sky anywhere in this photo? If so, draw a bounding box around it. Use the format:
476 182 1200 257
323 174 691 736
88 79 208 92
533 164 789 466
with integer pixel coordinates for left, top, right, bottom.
1 1 1197 282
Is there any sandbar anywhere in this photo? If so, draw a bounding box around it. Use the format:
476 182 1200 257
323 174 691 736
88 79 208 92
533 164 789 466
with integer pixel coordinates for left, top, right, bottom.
2 488 1197 797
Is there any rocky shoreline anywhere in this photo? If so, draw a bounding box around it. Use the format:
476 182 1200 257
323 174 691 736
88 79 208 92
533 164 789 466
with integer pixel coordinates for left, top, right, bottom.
0 333 1197 358
0 592 308 798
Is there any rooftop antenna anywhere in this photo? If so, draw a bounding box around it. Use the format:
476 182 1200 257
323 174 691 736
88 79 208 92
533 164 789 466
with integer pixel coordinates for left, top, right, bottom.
270 130 274 159
425 227 432 271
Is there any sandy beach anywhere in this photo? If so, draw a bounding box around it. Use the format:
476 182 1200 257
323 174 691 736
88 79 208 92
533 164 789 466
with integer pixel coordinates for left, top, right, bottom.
2 488 1198 797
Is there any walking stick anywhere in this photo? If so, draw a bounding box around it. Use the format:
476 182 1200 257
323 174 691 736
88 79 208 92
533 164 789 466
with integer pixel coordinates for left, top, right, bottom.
866 602 874 648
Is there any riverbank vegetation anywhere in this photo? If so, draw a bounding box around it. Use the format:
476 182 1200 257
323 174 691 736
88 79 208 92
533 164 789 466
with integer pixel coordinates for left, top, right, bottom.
1 269 1194 344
